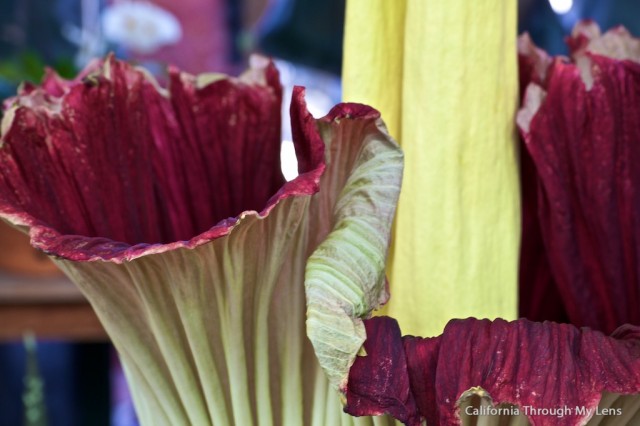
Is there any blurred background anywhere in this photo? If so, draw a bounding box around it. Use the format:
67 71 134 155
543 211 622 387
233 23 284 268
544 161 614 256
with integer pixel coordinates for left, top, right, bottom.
0 0 639 424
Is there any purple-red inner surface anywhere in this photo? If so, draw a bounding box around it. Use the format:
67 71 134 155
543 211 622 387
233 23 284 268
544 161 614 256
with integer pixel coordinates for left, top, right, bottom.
518 33 640 334
0 59 288 247
346 316 640 426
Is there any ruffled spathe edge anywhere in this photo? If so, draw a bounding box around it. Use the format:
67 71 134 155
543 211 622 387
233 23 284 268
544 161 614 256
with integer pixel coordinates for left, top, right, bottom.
0 57 394 265
346 317 640 426
518 21 640 128
0 57 336 264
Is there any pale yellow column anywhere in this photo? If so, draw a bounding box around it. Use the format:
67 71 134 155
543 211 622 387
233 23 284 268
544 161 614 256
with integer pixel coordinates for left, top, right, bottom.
342 0 406 140
343 0 520 337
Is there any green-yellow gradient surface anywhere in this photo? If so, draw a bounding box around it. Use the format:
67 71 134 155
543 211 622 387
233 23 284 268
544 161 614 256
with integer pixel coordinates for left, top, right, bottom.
343 0 520 337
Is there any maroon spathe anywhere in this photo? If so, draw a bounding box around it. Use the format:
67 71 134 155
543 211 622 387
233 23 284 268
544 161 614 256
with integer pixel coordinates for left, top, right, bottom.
0 57 326 262
519 24 640 333
346 317 640 426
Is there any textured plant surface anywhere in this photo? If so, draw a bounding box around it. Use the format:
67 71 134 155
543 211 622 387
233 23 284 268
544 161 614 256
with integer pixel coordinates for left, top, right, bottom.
343 0 520 338
341 18 640 426
0 56 402 425
347 316 640 426
519 21 640 334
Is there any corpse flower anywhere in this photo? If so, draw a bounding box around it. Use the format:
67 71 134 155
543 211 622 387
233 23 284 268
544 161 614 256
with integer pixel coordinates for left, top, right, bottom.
340 0 640 423
0 56 402 425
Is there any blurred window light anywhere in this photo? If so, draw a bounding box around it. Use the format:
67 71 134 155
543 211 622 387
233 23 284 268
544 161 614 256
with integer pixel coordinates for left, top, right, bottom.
280 140 299 181
549 0 573 14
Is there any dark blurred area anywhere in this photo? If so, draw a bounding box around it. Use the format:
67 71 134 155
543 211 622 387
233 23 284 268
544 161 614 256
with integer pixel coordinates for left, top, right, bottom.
257 0 345 75
0 0 79 99
0 342 110 426
1 1 640 425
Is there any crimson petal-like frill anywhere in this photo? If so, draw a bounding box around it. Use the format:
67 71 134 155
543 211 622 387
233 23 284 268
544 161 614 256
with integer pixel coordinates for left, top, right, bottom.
0 55 288 261
518 23 640 333
516 33 564 325
0 57 403 425
346 316 640 426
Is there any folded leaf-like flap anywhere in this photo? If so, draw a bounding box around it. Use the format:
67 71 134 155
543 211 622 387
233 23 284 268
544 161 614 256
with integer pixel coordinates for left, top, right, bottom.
294 87 403 392
346 317 421 426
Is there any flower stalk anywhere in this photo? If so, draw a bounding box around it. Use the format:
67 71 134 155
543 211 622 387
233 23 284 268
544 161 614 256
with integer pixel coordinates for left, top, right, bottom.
343 0 520 338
